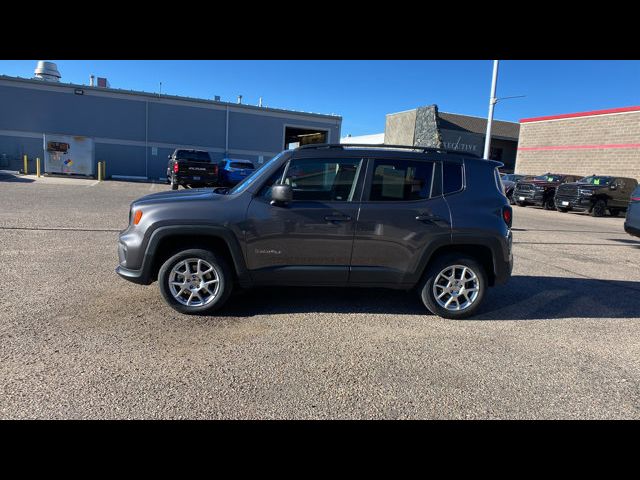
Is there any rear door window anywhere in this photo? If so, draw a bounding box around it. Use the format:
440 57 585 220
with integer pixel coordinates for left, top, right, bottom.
369 159 434 201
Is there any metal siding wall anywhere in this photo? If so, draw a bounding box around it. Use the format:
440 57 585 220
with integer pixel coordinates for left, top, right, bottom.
96 143 146 178
147 102 226 146
228 111 338 152
0 81 342 179
0 134 43 171
0 85 145 140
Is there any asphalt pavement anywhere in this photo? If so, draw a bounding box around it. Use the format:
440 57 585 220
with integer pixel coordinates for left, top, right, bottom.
1 173 639 419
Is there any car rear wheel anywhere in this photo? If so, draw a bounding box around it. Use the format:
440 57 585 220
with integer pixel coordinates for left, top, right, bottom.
591 200 607 217
158 249 232 315
170 175 178 190
419 255 487 319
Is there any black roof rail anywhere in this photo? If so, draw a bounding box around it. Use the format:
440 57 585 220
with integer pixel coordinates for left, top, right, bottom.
296 143 481 158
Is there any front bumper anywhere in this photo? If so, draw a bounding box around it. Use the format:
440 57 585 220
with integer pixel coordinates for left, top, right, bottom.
513 190 544 205
554 195 592 211
115 265 149 285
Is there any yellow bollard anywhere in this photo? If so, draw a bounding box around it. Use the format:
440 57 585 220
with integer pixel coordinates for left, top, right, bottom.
23 154 28 175
97 161 103 181
36 157 41 177
102 161 107 180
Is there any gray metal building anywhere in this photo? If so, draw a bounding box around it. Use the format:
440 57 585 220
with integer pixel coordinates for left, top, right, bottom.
0 69 341 180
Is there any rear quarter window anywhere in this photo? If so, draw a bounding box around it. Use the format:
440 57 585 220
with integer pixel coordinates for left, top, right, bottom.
443 162 463 194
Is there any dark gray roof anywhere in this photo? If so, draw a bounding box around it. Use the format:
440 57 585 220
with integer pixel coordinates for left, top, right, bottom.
438 112 519 140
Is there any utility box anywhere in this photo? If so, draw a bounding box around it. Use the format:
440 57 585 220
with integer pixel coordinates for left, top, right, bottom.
44 134 95 176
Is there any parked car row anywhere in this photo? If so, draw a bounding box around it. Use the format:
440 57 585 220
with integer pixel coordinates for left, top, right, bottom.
166 149 256 190
501 172 639 218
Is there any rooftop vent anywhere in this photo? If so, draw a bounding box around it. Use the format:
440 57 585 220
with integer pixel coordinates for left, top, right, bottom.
214 95 221 102
237 95 243 104
34 61 61 82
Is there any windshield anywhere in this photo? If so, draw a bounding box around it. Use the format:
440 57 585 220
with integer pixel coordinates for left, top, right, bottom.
534 174 563 182
229 153 286 195
578 176 613 186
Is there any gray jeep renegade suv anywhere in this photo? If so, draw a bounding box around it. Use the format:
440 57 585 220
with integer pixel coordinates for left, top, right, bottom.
116 144 513 319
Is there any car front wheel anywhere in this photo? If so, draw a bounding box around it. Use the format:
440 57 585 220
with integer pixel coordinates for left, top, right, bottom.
158 249 232 315
419 255 487 319
591 199 607 217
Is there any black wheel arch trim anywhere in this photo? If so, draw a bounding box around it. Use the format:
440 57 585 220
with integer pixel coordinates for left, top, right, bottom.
139 222 251 286
412 233 511 286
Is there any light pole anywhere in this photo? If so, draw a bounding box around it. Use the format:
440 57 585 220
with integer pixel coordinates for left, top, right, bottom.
483 60 499 160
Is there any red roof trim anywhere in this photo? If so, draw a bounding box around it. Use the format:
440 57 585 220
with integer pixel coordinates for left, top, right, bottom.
520 106 640 123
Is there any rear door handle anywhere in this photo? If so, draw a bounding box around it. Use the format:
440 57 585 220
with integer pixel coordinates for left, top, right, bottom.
324 214 352 222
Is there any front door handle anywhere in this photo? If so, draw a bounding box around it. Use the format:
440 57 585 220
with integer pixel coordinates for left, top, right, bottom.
416 214 448 225
324 214 352 222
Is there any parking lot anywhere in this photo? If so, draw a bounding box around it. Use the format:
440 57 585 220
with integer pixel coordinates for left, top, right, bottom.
1 172 639 419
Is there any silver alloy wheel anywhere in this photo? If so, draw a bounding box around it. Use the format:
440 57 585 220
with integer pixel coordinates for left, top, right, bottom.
168 258 220 307
432 264 480 311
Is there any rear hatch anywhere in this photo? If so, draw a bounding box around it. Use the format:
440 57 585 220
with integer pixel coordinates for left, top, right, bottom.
175 150 218 179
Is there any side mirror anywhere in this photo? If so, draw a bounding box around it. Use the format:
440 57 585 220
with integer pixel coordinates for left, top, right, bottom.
270 184 292 205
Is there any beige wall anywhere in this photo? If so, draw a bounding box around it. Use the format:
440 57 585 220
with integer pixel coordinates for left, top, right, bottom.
515 111 640 180
384 110 417 145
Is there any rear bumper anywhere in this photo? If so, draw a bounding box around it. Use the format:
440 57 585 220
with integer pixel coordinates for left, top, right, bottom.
624 222 640 237
178 175 218 185
493 232 513 285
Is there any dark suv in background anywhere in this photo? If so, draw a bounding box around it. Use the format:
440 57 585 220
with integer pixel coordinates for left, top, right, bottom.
513 173 581 210
555 175 639 217
117 144 513 319
500 173 529 205
624 184 640 237
166 149 218 190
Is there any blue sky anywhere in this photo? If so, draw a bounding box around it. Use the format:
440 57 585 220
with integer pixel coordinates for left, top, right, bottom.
2 60 639 137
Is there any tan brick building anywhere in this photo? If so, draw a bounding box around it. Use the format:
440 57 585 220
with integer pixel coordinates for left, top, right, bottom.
515 106 640 181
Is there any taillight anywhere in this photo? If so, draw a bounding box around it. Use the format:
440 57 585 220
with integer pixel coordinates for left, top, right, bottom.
632 197 640 202
173 163 179 173
213 165 218 175
502 206 512 227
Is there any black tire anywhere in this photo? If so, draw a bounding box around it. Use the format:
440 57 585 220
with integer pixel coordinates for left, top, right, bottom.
609 208 620 217
419 255 487 320
556 207 568 213
591 199 607 217
170 175 178 190
543 196 555 210
158 248 233 315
